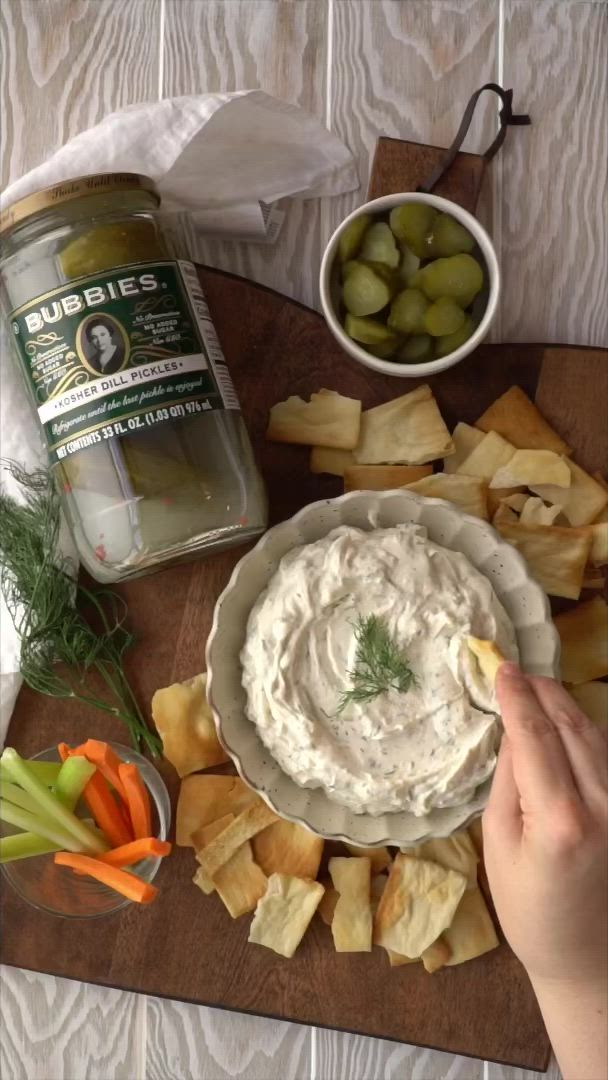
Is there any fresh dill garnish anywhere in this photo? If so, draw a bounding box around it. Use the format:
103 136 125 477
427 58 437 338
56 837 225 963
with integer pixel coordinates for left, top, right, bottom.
0 461 161 756
338 613 418 712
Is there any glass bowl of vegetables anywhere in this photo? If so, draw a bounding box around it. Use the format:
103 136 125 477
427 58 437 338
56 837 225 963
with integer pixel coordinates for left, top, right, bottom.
0 741 171 918
319 192 500 377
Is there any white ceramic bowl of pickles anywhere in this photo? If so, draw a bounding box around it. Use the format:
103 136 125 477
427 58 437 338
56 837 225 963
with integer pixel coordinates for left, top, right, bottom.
320 192 500 377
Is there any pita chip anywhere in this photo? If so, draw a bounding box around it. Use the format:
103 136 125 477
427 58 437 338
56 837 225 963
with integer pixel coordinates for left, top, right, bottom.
354 385 454 465
466 637 506 691
329 857 373 952
519 497 564 526
444 887 499 966
407 830 479 890
345 844 392 873
152 672 228 777
344 464 432 492
405 471 488 519
495 519 591 600
192 813 234 894
374 853 467 957
248 873 324 958
267 389 362 449
457 431 516 482
197 800 278 879
310 445 355 477
176 774 257 846
490 449 571 490
531 460 608 527
475 385 571 455
444 422 484 473
252 819 324 880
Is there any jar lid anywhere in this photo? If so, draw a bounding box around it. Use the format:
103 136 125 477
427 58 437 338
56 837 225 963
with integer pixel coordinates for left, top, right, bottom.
0 173 160 236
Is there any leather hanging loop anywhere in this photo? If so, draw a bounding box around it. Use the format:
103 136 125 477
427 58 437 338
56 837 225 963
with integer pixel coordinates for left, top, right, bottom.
417 83 531 194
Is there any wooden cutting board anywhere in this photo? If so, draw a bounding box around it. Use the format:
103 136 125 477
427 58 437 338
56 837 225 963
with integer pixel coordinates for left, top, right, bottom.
2 138 606 1072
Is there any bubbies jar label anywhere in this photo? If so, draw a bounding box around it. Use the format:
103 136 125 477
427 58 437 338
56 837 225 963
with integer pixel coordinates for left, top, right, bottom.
10 259 240 463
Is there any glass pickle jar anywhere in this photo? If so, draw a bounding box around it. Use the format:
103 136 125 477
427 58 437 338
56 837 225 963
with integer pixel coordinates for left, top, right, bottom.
0 173 267 582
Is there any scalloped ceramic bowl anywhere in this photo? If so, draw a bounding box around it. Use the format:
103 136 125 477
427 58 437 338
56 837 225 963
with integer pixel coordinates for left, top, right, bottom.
206 491 560 847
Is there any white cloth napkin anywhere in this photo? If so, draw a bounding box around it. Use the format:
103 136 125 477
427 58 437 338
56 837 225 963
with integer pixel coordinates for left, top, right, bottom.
0 91 359 743
1 90 358 231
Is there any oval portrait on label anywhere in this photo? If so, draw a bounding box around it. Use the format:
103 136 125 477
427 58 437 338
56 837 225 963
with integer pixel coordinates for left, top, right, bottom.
77 313 130 376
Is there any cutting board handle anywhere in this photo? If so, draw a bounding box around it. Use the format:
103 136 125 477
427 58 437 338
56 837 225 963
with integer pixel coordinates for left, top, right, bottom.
418 83 531 194
367 83 530 215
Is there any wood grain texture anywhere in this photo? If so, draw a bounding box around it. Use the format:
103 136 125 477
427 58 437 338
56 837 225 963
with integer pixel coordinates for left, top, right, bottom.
0 965 144 1080
314 1028 485 1080
368 137 486 209
162 0 328 310
500 0 608 345
0 0 160 189
146 997 311 1080
535 346 608 475
486 1060 562 1080
329 0 500 263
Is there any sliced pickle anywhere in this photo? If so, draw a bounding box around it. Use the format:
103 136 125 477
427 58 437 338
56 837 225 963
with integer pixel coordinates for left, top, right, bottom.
341 259 360 281
389 203 437 258
435 315 475 357
418 253 483 304
344 314 398 347
397 334 434 363
424 296 466 337
426 213 475 257
338 214 372 263
397 245 421 286
342 263 392 316
367 339 401 359
359 222 400 268
387 288 429 335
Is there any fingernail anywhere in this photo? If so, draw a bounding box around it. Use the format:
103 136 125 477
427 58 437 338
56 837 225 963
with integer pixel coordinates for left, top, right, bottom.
499 662 523 680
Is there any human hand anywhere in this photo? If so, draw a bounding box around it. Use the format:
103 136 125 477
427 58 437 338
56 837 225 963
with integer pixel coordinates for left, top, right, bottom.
483 663 608 988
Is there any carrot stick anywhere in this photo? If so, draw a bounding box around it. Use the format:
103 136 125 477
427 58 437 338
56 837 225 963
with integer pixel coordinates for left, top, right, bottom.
57 743 132 847
73 740 128 803
81 773 133 848
96 837 171 868
118 762 152 840
54 852 158 904
57 742 72 762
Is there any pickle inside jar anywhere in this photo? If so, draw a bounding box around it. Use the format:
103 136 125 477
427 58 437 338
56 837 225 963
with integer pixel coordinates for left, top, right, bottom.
56 220 240 566
60 219 165 277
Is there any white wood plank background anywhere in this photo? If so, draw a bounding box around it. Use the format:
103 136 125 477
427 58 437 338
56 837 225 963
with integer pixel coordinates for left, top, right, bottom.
1 0 605 1076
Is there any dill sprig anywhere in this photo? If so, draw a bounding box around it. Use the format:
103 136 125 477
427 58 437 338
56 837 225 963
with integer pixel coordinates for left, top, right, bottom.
0 461 161 756
338 613 418 712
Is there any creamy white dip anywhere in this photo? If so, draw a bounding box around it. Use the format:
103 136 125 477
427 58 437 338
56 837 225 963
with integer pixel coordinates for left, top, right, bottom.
241 524 518 817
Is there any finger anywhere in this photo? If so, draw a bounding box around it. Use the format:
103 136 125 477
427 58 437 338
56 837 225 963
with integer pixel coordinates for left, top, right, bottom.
528 676 608 794
484 737 521 844
496 663 579 812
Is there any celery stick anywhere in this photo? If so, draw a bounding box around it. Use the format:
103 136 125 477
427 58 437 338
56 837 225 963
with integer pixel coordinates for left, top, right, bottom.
0 760 61 786
53 756 96 811
0 799 86 852
0 831 60 862
0 780 44 816
0 749 107 854
0 818 106 864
